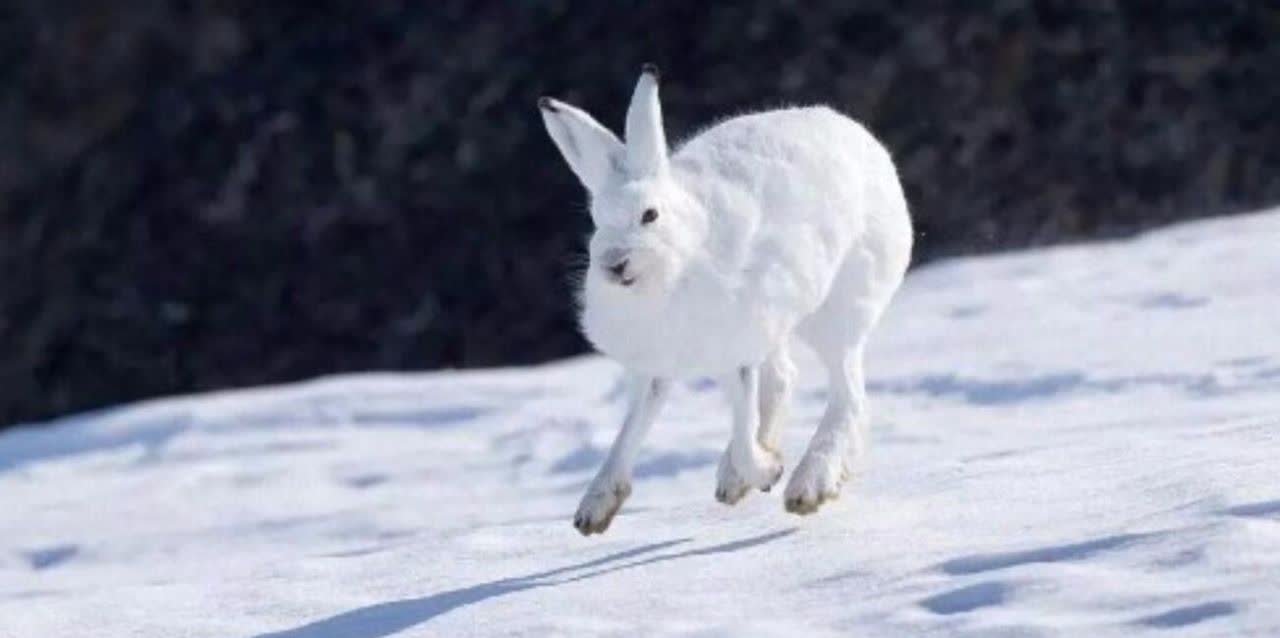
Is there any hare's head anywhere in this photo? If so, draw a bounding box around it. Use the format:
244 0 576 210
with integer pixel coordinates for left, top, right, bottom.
539 65 703 295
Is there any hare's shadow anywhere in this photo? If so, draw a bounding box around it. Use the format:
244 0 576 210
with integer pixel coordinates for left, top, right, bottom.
252 528 796 638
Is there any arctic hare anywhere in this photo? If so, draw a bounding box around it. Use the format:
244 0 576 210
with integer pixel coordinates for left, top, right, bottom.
539 65 912 535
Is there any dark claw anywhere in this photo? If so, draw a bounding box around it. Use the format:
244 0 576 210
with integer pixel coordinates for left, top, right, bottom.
538 96 558 112
715 484 749 505
784 492 831 516
641 63 660 79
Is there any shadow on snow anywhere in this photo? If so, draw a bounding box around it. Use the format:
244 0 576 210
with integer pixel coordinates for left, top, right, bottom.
251 528 797 638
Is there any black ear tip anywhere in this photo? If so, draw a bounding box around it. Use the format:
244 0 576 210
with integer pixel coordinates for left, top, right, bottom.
641 63 660 79
538 96 558 112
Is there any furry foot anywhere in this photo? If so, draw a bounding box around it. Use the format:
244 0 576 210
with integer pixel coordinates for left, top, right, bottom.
715 445 783 505
783 449 847 515
573 479 632 535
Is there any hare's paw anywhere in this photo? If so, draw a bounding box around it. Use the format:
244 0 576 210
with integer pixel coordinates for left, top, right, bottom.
746 446 785 492
573 479 632 535
715 452 750 505
715 445 783 505
783 447 848 515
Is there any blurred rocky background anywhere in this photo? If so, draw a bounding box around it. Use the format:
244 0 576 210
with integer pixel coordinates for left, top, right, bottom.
2 1 1278 426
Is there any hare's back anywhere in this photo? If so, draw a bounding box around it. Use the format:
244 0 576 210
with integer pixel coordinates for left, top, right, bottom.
673 106 907 314
673 106 891 221
675 106 880 173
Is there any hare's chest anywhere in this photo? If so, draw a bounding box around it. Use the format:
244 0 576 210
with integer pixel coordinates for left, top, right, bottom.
580 283 784 377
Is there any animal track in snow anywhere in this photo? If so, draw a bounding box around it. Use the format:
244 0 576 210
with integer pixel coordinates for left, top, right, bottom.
919 581 1011 615
1137 292 1210 310
1222 499 1280 519
1136 601 1238 628
23 544 79 570
871 367 1280 405
937 533 1149 575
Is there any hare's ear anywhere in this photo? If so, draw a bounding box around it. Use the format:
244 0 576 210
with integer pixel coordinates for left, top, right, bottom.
539 97 623 192
624 64 669 178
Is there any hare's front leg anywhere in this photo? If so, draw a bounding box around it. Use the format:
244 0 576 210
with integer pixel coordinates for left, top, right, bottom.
715 366 784 505
574 376 669 535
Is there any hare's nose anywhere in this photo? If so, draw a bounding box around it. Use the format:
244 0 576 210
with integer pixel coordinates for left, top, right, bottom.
607 259 629 278
600 248 633 285
601 248 629 273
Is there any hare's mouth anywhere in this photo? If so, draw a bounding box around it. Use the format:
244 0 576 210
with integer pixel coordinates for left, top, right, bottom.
607 271 636 287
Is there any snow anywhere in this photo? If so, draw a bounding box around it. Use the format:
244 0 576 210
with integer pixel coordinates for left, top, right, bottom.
3 210 1279 637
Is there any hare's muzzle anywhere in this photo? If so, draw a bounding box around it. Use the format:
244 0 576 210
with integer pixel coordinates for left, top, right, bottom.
600 249 636 287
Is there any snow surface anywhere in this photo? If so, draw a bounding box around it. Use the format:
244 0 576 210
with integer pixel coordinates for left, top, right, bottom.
3 211 1279 637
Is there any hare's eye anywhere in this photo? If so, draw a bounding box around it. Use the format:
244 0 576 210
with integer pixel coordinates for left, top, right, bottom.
641 208 659 225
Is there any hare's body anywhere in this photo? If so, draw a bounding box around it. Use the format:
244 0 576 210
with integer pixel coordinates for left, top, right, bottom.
539 68 912 535
581 106 911 377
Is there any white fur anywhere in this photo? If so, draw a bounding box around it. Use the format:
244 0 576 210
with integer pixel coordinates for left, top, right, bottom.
540 67 912 535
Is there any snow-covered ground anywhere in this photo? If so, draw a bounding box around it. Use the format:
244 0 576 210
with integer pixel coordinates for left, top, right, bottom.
3 210 1279 637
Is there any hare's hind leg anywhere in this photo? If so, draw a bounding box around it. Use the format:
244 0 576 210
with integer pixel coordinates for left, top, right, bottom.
786 273 885 514
784 339 869 515
715 365 785 505
785 214 908 515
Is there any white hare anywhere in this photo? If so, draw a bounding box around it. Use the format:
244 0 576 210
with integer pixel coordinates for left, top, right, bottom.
539 65 912 535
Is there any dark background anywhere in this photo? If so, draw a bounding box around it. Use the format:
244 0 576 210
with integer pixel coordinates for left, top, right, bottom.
3 1 1278 427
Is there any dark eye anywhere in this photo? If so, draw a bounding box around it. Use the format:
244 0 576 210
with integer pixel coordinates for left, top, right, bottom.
641 208 658 225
